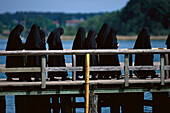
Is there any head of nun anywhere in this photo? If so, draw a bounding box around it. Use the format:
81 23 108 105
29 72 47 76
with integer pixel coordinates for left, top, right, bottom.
47 27 64 47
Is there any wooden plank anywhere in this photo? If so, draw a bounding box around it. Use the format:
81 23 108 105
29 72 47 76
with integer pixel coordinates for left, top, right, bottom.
0 79 169 87
0 67 41 73
160 54 165 85
165 54 169 79
41 56 46 89
0 87 170 96
72 54 76 81
1 65 170 73
1 49 170 56
89 94 98 113
125 54 129 87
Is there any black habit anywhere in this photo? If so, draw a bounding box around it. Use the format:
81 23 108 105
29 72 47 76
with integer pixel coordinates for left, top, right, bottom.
103 28 121 79
134 27 156 79
47 27 68 80
72 27 86 78
96 23 111 78
25 24 41 81
83 29 98 79
6 24 24 81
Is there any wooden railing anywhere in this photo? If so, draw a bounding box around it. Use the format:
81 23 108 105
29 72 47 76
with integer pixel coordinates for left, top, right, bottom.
0 49 170 89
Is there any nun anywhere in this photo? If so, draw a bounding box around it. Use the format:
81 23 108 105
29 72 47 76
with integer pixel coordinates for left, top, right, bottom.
134 27 156 79
72 27 86 79
96 23 111 79
39 29 46 50
83 29 98 79
47 27 68 80
6 24 24 81
103 28 121 79
25 24 41 81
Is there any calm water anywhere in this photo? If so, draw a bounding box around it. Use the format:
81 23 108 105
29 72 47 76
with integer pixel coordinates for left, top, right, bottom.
0 38 166 113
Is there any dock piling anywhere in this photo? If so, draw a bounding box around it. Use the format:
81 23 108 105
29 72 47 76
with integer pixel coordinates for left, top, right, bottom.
85 53 90 113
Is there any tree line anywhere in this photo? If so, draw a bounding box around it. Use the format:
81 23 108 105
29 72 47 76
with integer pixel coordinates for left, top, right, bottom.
0 0 169 37
80 0 170 36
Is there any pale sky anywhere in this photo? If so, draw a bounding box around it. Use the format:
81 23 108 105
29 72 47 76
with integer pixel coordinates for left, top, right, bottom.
0 0 129 13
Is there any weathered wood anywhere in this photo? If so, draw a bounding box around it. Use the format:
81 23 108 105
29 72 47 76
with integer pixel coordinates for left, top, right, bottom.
153 92 169 113
125 54 129 87
0 67 41 73
121 93 143 113
0 79 170 87
89 94 98 113
1 49 170 56
0 96 5 113
41 56 46 89
72 54 76 81
52 96 60 113
2 65 170 73
60 96 72 113
165 54 169 79
129 54 133 78
85 54 90 113
160 54 165 85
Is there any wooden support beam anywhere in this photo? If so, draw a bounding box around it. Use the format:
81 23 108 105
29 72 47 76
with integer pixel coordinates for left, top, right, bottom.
129 54 133 78
165 54 169 79
160 54 165 85
72 54 76 81
124 54 129 87
85 54 90 113
0 96 5 113
41 56 46 89
89 94 98 113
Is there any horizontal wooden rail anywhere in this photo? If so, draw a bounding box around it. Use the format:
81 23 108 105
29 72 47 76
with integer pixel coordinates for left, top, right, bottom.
1 66 170 73
0 49 170 88
0 49 170 56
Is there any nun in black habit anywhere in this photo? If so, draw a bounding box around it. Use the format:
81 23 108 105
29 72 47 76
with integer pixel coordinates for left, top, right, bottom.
6 24 24 81
103 28 121 79
72 27 86 79
47 27 68 80
25 24 42 81
83 29 98 79
96 23 111 79
134 27 156 79
39 29 46 50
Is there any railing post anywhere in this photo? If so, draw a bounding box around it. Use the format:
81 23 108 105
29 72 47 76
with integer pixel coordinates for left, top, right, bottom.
125 54 129 87
165 54 169 79
85 53 90 113
72 54 76 81
41 56 46 89
160 54 165 85
129 54 133 78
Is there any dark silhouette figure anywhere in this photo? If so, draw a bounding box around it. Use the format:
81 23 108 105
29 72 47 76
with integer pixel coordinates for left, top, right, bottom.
96 23 111 79
103 28 121 79
83 29 98 79
39 29 46 50
47 27 68 80
25 24 41 81
134 27 156 79
72 27 86 79
6 24 24 81
165 34 170 78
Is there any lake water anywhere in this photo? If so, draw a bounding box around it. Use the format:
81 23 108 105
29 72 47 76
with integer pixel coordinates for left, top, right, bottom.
0 38 167 113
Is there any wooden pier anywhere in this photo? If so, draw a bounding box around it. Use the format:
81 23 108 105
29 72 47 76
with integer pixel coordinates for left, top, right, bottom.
0 49 170 113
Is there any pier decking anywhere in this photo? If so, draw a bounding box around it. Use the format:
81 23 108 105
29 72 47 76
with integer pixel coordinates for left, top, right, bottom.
0 49 170 113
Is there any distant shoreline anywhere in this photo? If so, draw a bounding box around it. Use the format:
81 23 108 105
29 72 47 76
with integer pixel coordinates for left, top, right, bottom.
0 35 168 40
